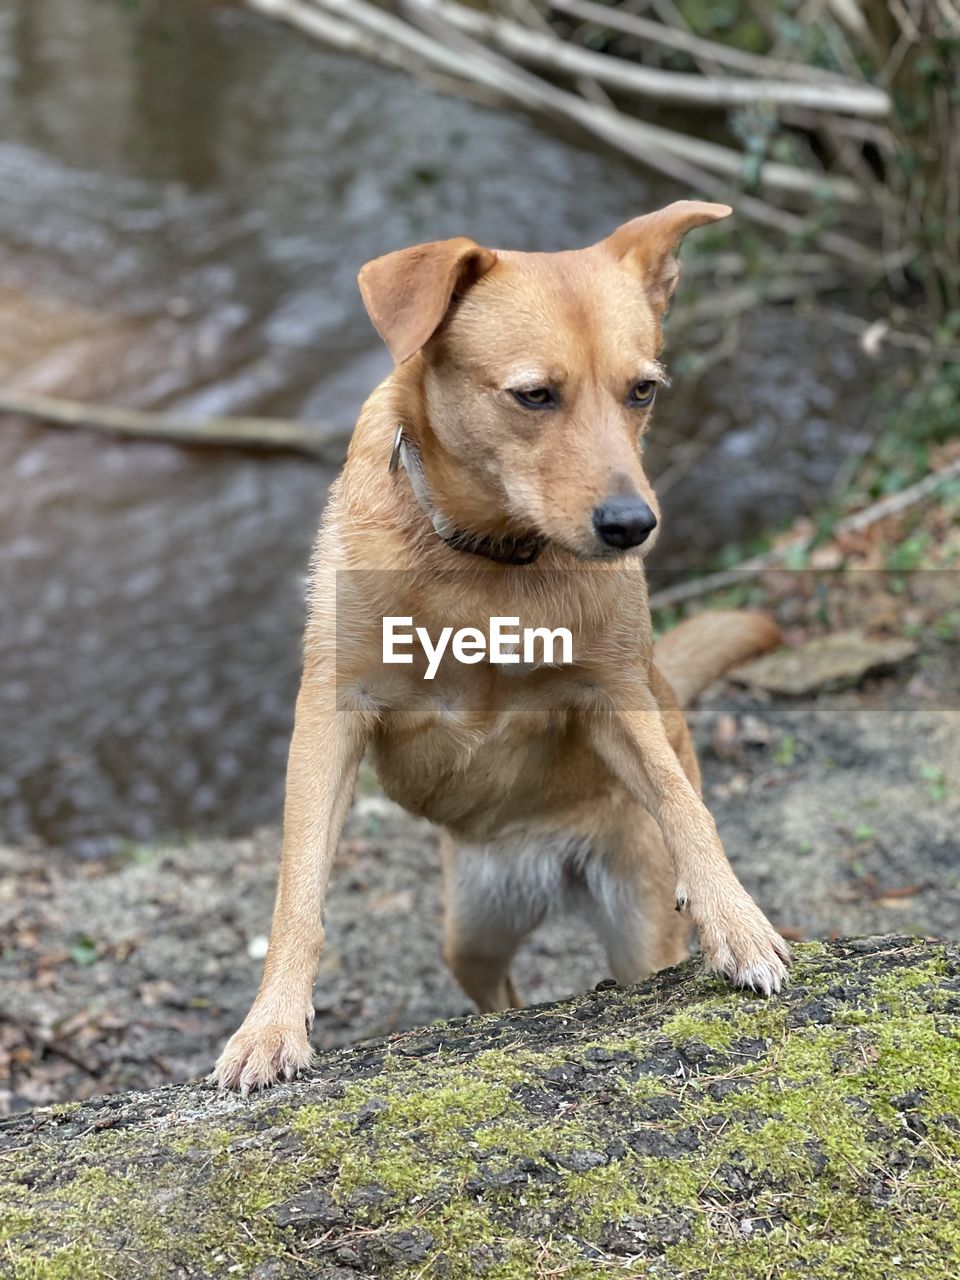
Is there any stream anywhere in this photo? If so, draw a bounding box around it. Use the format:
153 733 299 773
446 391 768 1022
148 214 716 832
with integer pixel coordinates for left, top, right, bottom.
0 0 875 853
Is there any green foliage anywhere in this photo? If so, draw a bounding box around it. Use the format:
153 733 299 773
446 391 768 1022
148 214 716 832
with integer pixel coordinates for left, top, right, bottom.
675 0 767 52
68 937 99 968
919 763 947 803
851 330 960 499
773 734 796 766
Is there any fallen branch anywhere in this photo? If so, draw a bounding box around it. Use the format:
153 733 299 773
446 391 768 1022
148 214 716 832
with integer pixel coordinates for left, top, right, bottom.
243 0 424 70
4 938 958 1278
240 0 878 265
252 0 864 207
648 454 960 611
0 388 348 461
416 0 891 115
820 307 960 360
834 454 960 533
402 0 863 202
551 0 856 85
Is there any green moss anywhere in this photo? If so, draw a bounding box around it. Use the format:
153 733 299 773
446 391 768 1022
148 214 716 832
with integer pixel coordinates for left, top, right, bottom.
470 1045 552 1085
873 954 953 998
564 1163 642 1234
0 1209 33 1246
370 1078 514 1138
661 1010 738 1049
10 1240 111 1280
43 1102 81 1118
4 938 960 1278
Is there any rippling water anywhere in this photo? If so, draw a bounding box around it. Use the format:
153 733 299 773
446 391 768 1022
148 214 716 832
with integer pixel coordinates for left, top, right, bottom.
0 0 873 852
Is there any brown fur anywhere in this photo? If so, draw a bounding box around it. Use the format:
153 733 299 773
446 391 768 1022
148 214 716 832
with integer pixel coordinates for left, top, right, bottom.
213 201 789 1093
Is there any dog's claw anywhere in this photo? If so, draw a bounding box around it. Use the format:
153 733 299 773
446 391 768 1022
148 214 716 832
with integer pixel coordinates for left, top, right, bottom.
734 958 788 996
212 1020 314 1093
695 893 791 998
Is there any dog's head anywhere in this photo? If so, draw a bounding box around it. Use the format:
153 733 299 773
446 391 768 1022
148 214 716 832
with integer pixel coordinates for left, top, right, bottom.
359 201 730 560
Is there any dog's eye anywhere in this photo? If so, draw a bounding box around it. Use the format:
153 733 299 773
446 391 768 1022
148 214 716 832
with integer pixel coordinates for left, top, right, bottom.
629 380 657 407
511 387 555 409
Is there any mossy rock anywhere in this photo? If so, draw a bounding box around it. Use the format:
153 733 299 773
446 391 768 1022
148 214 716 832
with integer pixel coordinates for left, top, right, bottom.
2 936 960 1278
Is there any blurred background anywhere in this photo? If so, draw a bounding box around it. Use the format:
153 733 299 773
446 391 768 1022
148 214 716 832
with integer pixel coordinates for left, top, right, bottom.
0 0 957 1111
0 1 957 1110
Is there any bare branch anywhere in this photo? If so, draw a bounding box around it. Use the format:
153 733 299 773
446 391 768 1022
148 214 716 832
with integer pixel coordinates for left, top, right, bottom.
648 456 960 612
0 388 347 460
551 0 857 83
425 0 891 115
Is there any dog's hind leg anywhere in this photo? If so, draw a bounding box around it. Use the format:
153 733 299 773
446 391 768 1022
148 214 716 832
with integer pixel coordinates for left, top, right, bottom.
577 809 690 987
440 833 549 1012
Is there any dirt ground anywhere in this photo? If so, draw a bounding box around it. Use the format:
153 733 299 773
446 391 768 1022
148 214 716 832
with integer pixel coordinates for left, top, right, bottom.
2 630 957 1116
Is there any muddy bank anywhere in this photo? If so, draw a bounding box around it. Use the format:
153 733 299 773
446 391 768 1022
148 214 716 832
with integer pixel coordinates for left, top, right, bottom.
2 639 958 1116
2 936 959 1278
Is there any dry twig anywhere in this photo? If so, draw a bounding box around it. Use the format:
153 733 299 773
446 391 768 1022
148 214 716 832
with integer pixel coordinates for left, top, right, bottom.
413 0 891 114
648 455 960 611
0 388 347 460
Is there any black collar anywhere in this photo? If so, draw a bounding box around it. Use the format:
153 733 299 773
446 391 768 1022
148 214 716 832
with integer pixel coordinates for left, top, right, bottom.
389 425 544 566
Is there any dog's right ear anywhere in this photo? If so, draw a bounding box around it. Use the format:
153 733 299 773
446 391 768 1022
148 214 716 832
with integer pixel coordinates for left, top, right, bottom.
358 238 498 366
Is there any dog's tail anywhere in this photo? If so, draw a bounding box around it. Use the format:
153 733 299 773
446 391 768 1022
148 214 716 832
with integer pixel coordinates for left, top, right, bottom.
654 610 780 710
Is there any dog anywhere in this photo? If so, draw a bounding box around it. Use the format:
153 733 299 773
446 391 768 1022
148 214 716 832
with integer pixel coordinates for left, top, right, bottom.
214 200 790 1093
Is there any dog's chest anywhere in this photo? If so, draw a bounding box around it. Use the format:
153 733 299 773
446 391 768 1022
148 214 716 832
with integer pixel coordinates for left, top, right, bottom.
368 699 609 833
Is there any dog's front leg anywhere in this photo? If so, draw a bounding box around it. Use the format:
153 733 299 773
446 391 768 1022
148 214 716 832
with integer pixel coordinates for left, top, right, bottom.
590 694 789 994
213 684 366 1093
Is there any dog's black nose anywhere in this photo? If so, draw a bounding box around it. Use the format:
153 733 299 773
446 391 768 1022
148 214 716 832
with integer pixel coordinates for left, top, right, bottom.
592 498 658 549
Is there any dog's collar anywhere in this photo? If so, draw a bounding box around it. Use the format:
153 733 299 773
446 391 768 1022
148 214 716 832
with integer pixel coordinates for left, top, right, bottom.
389 425 544 566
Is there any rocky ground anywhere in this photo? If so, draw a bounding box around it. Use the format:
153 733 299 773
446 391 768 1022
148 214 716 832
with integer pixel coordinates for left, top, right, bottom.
2 608 957 1116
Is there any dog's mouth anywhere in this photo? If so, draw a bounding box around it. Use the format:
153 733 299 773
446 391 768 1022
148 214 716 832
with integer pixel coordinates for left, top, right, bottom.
549 532 656 564
571 543 648 563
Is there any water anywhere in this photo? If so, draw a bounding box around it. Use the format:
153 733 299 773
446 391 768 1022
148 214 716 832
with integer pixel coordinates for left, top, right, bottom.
0 0 874 852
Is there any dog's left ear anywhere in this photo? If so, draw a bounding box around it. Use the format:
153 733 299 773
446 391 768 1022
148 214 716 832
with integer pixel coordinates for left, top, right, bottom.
603 200 731 311
358 237 498 365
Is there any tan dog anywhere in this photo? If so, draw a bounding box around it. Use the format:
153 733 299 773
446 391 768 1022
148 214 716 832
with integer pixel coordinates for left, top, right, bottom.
214 200 789 1093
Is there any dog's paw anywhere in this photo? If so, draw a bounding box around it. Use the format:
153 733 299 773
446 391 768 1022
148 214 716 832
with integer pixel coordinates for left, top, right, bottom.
211 1019 314 1095
695 896 791 996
